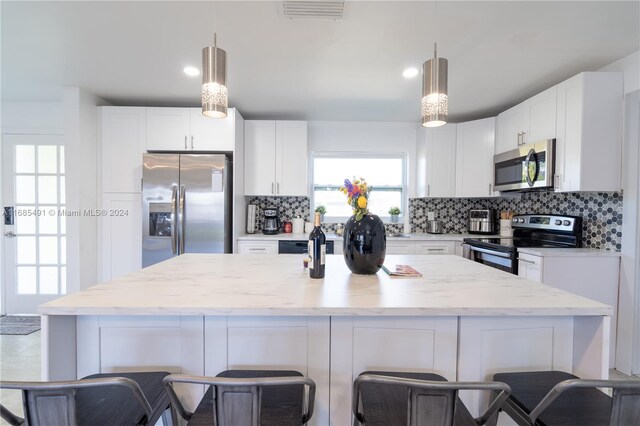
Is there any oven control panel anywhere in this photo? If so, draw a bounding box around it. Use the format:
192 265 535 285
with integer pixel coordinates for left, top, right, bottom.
512 214 579 232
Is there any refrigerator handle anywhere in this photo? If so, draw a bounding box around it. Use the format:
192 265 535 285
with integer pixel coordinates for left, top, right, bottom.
171 185 178 254
179 185 186 254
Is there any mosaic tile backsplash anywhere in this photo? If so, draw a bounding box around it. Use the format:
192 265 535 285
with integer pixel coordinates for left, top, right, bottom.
410 191 623 250
248 191 623 251
246 196 405 235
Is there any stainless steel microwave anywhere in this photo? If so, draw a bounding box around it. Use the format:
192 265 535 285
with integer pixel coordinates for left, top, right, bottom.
493 139 555 192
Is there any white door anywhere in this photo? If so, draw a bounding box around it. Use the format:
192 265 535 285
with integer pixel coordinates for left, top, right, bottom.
244 120 277 196
525 86 557 144
146 108 190 151
456 117 497 197
426 124 457 197
189 108 235 151
2 135 67 314
276 121 308 196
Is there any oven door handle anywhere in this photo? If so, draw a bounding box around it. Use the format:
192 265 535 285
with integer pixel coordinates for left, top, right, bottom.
468 246 513 259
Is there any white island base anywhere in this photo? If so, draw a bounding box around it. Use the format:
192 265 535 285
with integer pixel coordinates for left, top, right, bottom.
40 255 611 426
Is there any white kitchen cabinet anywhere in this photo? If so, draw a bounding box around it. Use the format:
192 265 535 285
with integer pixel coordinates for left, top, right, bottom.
414 241 454 255
244 120 308 196
385 241 415 255
455 117 497 198
237 241 278 254
99 193 142 281
495 86 557 154
516 250 620 367
99 107 146 193
517 252 543 282
425 124 457 197
146 107 237 151
555 72 623 192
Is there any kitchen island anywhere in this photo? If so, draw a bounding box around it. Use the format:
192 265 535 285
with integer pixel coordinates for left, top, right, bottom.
40 254 612 425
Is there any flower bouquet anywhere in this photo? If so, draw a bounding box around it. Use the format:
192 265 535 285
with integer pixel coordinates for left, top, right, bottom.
340 178 370 221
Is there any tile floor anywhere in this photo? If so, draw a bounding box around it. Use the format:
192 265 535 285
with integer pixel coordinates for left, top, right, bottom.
0 331 638 425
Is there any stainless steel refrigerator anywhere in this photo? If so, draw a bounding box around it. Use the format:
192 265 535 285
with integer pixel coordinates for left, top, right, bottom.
142 153 232 267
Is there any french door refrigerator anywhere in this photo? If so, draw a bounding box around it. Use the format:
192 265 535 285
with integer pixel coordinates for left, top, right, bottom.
142 153 232 267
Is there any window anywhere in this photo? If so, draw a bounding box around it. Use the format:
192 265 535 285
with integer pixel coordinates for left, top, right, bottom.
311 153 406 222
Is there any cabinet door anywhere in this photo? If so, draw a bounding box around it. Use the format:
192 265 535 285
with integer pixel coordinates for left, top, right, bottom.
385 241 415 255
146 108 190 151
415 241 454 255
237 241 278 254
555 74 583 192
425 125 457 197
524 86 557 144
244 121 277 196
276 121 308 196
189 108 235 151
495 106 523 154
517 253 543 282
100 107 146 193
455 117 497 197
99 193 142 281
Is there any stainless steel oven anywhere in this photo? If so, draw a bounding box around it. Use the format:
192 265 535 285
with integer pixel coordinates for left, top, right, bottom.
494 139 555 192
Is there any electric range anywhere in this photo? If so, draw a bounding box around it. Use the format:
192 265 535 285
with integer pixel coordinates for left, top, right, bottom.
463 214 582 274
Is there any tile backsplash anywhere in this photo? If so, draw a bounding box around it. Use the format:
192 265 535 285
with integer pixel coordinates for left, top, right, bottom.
247 191 623 250
410 191 623 250
246 196 404 235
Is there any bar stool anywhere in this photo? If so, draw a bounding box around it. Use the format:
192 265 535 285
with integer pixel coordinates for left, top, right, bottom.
0 371 173 426
491 370 640 425
163 369 316 426
353 371 511 426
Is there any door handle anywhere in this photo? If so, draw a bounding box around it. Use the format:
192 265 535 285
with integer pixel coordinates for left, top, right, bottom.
190 135 194 150
184 135 187 150
271 182 275 194
276 182 280 194
4 231 16 238
179 185 186 254
517 132 522 146
171 185 178 254
427 184 430 197
489 183 493 195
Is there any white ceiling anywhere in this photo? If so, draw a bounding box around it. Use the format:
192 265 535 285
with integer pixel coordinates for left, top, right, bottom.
2 1 638 122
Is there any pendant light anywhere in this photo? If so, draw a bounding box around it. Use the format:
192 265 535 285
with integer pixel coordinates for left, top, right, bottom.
421 42 448 127
202 32 228 118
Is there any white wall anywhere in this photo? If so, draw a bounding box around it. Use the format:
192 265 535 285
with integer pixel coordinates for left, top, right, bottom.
600 50 640 94
64 88 108 292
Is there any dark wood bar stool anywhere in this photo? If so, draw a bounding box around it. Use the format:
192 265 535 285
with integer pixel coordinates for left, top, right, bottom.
491 370 640 425
352 371 511 426
0 371 172 426
163 369 316 426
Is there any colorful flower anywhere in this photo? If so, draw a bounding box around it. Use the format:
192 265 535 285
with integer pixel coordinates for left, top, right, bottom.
341 177 371 221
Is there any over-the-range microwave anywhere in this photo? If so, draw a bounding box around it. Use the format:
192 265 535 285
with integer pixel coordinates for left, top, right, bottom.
493 139 555 192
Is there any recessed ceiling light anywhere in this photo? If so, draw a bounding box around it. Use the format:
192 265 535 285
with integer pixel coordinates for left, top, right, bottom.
183 66 200 77
402 67 419 79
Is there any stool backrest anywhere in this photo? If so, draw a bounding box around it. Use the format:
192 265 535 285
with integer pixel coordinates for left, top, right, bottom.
612 387 640 426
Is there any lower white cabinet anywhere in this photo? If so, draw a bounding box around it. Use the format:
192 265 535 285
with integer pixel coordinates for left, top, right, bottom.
517 250 620 367
237 241 278 254
99 193 142 281
386 240 455 255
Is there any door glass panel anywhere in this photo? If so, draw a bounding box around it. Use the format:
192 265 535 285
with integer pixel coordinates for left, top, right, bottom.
60 236 66 263
17 267 37 294
39 213 58 234
39 267 58 294
16 207 36 234
38 176 57 203
39 236 58 264
60 267 67 293
60 211 66 234
17 236 36 264
15 145 35 173
16 176 36 203
37 146 58 173
59 176 66 204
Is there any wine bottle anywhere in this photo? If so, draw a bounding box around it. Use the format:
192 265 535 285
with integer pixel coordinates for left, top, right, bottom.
308 212 326 279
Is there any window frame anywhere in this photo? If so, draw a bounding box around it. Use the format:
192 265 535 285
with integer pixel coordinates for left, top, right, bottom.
309 151 408 223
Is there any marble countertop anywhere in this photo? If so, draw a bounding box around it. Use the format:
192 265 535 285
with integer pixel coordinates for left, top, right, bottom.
40 254 611 317
517 247 622 257
238 233 497 242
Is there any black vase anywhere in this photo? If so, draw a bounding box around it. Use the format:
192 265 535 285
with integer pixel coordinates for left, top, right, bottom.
343 214 386 275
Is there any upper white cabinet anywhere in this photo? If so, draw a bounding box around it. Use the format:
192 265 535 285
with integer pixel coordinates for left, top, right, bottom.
456 117 497 197
147 107 237 151
99 106 146 193
555 72 623 192
424 124 457 197
244 120 308 196
495 86 557 154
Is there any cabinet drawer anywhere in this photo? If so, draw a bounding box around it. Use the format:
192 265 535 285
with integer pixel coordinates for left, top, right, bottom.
385 242 415 255
237 241 278 254
518 252 543 282
415 242 454 255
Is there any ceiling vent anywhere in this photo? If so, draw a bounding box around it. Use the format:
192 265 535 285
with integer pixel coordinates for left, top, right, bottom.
282 1 345 20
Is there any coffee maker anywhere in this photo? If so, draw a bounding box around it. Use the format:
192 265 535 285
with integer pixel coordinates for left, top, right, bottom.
262 209 281 235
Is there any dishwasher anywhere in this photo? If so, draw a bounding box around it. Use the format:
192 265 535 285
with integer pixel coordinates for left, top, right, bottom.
278 240 334 254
